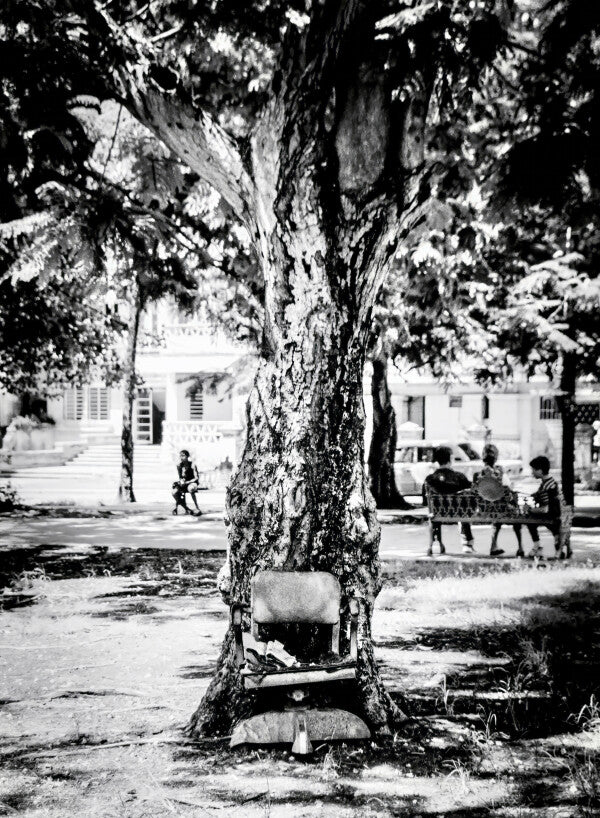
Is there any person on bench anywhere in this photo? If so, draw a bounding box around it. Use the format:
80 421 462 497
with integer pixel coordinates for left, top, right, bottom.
424 445 475 554
172 449 203 515
524 455 563 558
475 444 523 558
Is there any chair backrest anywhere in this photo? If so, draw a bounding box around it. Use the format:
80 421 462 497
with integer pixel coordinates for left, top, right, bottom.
251 571 341 625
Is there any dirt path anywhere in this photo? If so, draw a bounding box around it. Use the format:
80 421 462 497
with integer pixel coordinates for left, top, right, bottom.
1 520 600 816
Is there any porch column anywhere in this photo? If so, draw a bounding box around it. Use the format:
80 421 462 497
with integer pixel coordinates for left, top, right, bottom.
165 372 179 421
519 393 533 467
161 372 179 462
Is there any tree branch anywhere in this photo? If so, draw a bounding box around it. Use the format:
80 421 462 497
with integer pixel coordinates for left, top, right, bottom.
83 4 257 235
277 0 369 141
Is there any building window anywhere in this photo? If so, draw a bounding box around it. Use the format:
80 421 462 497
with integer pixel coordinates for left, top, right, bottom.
88 387 110 420
64 389 83 420
540 396 561 420
188 386 204 420
449 395 463 408
482 395 490 420
405 396 425 429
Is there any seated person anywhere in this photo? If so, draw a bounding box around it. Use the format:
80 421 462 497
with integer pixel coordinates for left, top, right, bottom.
524 455 563 558
424 445 475 553
475 443 523 558
172 449 202 515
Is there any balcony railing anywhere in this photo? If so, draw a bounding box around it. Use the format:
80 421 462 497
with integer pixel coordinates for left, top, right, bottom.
138 330 166 352
162 420 240 469
137 322 246 355
163 323 244 353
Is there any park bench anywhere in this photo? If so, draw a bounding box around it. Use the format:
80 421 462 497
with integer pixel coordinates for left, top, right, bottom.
424 473 573 558
229 570 370 754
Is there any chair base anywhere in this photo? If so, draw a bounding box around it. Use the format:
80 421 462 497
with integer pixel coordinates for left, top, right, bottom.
242 663 355 689
230 708 371 753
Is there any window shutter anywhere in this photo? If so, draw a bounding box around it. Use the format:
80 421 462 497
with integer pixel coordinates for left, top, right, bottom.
540 397 561 420
64 389 83 420
87 388 109 420
99 388 109 420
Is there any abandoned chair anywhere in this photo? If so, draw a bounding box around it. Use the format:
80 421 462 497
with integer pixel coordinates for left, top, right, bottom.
229 570 371 754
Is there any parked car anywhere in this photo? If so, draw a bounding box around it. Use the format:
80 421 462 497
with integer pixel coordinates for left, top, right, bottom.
393 440 523 496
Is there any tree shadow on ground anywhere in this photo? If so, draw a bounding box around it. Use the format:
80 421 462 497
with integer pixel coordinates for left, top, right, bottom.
2 544 599 816
0 544 224 594
378 581 600 742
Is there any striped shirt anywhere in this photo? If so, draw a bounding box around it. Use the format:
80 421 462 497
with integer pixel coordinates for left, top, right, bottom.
532 475 563 517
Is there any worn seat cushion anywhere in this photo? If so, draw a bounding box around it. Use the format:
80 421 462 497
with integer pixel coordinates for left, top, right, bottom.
251 571 341 624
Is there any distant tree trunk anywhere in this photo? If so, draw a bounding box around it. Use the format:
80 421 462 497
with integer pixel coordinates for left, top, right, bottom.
118 281 142 503
368 351 412 509
558 352 577 505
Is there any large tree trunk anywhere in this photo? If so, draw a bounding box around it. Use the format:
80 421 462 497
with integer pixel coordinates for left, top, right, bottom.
189 99 414 735
162 4 430 740
118 282 142 503
559 352 576 506
190 315 405 739
368 350 413 509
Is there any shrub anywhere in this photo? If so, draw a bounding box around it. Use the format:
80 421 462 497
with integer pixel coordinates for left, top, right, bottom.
0 483 19 511
7 415 35 433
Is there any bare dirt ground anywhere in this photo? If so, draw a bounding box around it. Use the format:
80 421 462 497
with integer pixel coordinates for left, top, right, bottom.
1 513 600 817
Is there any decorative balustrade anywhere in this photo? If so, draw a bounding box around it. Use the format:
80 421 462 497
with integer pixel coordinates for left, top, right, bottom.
138 330 166 351
164 420 225 445
137 322 246 355
165 323 214 338
162 421 239 471
163 323 244 353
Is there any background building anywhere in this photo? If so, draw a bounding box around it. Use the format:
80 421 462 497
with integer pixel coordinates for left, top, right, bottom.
1 302 250 473
2 303 599 479
381 368 600 477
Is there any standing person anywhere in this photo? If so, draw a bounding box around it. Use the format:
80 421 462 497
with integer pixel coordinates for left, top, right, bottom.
424 445 475 553
172 449 202 515
476 444 524 558
525 455 564 558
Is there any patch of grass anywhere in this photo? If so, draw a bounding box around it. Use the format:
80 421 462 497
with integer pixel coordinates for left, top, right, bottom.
564 750 600 817
572 695 600 735
383 560 600 743
381 564 600 612
0 482 19 512
436 675 455 717
0 566 51 610
445 758 472 794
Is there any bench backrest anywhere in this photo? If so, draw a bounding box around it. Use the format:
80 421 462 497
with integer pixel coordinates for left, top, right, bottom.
425 480 518 519
251 571 341 624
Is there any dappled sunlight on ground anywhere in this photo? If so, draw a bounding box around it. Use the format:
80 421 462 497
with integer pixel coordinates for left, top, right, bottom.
1 513 228 551
379 563 600 608
1 517 599 816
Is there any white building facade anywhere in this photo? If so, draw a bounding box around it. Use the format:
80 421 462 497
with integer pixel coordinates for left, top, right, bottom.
381 368 600 474
6 304 251 471
2 300 599 475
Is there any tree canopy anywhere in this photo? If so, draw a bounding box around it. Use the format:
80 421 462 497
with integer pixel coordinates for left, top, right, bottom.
3 0 599 738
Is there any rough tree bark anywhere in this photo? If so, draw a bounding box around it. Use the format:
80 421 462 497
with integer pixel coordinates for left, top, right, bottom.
368 349 413 509
118 279 143 503
90 1 432 736
187 18 429 737
558 352 576 506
